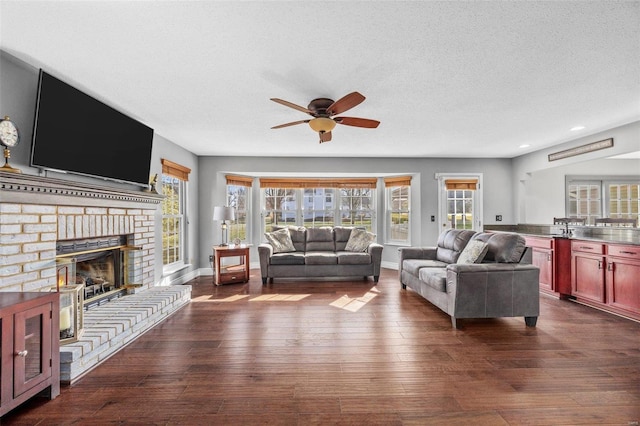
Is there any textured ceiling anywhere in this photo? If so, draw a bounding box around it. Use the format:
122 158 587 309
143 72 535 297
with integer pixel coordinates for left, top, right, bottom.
1 1 639 158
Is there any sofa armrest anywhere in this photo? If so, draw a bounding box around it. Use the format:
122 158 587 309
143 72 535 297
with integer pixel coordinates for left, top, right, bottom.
258 243 273 278
366 243 384 276
445 263 540 319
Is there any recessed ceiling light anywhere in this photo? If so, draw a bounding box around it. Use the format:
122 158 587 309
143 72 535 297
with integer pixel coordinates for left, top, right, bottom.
519 144 530 148
570 126 585 131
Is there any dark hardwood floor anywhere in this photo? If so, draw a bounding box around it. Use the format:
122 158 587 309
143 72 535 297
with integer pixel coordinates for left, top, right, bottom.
3 268 639 425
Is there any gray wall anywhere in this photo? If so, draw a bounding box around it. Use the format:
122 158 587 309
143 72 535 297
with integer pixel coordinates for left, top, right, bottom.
512 121 640 223
1 50 199 285
198 156 514 269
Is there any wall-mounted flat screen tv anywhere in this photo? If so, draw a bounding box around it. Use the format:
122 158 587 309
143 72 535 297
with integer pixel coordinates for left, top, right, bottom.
30 70 154 187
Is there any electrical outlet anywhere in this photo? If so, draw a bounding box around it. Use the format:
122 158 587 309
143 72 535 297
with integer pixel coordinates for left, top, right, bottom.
209 255 213 262
495 215 502 222
430 215 435 222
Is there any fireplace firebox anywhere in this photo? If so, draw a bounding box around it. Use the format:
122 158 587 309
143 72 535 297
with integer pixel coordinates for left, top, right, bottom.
56 236 141 310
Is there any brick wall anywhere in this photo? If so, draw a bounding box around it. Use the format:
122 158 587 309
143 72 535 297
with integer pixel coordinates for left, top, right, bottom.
0 203 156 292
0 172 163 293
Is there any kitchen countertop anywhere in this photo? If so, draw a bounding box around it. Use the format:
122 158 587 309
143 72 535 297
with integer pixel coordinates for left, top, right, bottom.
484 224 640 246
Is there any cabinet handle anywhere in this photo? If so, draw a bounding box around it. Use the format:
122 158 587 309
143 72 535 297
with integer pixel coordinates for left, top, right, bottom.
580 246 593 250
598 261 603 270
547 254 552 262
620 250 637 255
607 262 614 271
16 350 28 357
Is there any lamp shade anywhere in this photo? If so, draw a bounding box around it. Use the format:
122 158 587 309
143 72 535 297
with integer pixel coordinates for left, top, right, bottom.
308 117 336 133
213 206 235 221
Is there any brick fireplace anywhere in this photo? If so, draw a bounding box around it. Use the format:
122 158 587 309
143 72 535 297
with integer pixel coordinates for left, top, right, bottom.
0 171 191 383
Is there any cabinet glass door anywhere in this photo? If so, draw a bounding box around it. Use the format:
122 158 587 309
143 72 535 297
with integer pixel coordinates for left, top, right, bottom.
13 304 52 397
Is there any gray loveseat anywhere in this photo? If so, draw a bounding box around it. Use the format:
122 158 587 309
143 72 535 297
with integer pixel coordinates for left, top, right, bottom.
258 226 383 284
399 229 539 328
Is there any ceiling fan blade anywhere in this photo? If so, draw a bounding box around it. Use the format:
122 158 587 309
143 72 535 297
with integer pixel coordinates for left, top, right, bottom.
326 92 365 116
335 117 380 128
319 131 332 143
271 120 309 129
270 98 311 114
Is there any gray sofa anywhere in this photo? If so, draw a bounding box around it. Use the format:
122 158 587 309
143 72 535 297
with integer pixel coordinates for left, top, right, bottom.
258 226 383 284
399 229 539 328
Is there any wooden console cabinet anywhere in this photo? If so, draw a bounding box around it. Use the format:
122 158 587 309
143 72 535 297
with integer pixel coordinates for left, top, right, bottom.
571 240 640 321
1 292 60 417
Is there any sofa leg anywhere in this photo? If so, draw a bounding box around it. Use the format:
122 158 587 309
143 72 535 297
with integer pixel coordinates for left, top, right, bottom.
451 316 458 329
373 275 379 283
401 283 406 289
262 278 267 285
525 316 538 327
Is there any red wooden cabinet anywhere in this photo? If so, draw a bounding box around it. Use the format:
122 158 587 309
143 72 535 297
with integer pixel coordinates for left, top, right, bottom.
525 236 571 297
605 244 640 318
570 240 640 321
571 242 606 303
1 292 60 417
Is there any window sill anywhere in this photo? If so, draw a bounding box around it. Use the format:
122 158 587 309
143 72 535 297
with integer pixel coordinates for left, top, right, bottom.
162 263 191 276
383 241 411 247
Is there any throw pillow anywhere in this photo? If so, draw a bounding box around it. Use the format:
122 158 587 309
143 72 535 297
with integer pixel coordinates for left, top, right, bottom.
264 228 296 253
344 228 376 252
457 240 489 264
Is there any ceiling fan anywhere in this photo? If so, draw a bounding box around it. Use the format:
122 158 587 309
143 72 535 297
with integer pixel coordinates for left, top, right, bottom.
270 92 380 143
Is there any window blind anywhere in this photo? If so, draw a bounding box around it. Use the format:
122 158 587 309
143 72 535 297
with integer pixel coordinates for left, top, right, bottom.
161 159 191 181
259 177 377 189
384 176 412 187
445 179 477 190
226 174 253 187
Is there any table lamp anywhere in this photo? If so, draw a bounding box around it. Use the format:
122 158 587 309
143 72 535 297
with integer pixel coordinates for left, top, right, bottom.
213 206 235 246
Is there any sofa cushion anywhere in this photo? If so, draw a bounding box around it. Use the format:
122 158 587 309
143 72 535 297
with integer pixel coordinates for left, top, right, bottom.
337 251 372 265
457 240 489 264
334 226 354 251
306 227 335 251
403 259 448 276
345 228 376 252
270 252 306 265
274 225 306 252
435 229 476 263
474 232 526 263
418 268 447 292
264 228 296 253
305 251 338 265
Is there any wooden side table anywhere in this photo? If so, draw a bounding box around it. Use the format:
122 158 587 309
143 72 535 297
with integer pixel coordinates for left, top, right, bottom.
213 245 250 285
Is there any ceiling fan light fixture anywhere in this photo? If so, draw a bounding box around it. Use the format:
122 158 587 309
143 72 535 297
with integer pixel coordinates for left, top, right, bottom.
308 117 336 133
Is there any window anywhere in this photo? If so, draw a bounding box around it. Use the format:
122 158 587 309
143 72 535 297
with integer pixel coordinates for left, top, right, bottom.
161 159 191 269
567 181 601 225
264 188 297 232
302 188 336 227
260 178 377 233
385 176 411 243
567 176 640 225
436 175 482 231
225 175 252 242
340 188 374 231
608 183 639 220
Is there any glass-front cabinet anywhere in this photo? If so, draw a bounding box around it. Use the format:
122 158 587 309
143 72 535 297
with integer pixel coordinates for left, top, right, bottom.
0 292 59 417
12 304 53 397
